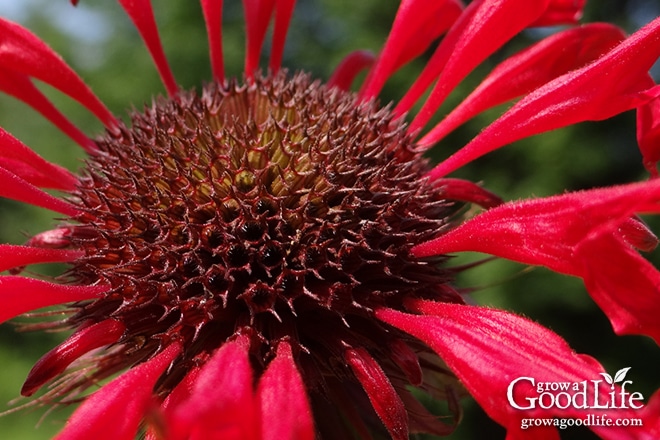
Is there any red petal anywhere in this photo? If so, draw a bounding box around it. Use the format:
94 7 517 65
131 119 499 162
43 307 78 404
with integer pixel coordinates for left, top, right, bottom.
577 235 660 342
388 338 423 386
54 342 181 440
419 23 625 147
0 167 79 216
269 0 296 73
0 69 96 151
359 0 463 101
0 19 117 129
0 128 77 191
0 245 82 273
530 0 586 27
168 336 259 440
376 301 658 438
118 0 178 96
428 16 660 179
242 0 276 77
401 0 551 130
21 319 126 396
200 0 225 81
412 180 660 342
257 342 314 440
328 50 375 91
637 93 660 177
0 277 107 324
434 178 503 208
345 346 409 440
618 216 658 252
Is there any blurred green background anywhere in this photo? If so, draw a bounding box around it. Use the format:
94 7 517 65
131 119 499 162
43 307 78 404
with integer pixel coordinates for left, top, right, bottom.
0 1 658 438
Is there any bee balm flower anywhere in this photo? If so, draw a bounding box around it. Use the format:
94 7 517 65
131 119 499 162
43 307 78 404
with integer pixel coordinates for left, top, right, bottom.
1 1 660 439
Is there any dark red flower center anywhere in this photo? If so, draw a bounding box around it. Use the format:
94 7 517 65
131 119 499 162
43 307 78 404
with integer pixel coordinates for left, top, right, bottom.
50 72 463 404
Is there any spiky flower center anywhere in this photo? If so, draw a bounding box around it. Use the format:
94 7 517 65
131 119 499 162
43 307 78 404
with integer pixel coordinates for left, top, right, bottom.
68 72 460 389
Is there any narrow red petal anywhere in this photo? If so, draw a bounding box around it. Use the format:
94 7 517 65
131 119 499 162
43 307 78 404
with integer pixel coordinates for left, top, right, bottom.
618 216 658 252
0 277 107 324
269 0 296 73
0 245 82 273
168 336 259 440
530 0 586 27
434 178 503 208
405 0 551 131
21 319 126 396
637 93 660 177
200 0 224 81
0 69 96 151
118 0 178 96
419 23 625 147
257 342 314 440
327 50 375 91
577 235 660 342
428 16 660 179
242 0 276 77
0 128 78 191
412 180 660 342
376 302 659 438
0 19 117 129
388 338 423 386
55 342 181 440
345 346 409 440
359 0 463 101
0 167 79 216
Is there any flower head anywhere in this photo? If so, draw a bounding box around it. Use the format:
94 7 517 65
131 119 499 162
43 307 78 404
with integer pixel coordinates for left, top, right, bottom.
1 1 660 439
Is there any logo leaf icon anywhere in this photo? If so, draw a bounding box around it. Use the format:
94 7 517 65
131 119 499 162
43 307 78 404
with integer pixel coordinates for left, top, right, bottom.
600 372 614 385
614 367 631 383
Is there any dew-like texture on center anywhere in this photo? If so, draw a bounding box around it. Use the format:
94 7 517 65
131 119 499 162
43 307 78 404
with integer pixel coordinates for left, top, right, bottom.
66 72 461 388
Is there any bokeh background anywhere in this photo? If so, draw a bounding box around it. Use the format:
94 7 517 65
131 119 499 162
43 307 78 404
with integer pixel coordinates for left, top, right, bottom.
0 0 658 438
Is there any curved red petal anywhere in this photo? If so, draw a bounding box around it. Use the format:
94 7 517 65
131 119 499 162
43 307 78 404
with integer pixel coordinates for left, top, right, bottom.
118 0 178 96
419 23 625 147
404 0 550 131
200 0 225 81
269 0 296 73
0 69 96 151
54 342 181 440
389 338 423 387
328 50 375 91
412 180 660 341
0 18 117 129
0 245 82 273
345 346 409 440
376 302 659 438
0 277 107 324
21 319 126 396
0 128 78 191
359 0 462 101
242 0 276 77
434 178 503 208
257 342 314 440
168 336 259 440
428 16 660 179
0 167 79 216
577 235 660 343
530 0 586 27
637 93 660 177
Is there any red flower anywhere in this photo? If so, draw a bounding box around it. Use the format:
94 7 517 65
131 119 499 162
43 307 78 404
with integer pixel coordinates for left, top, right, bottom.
0 1 659 439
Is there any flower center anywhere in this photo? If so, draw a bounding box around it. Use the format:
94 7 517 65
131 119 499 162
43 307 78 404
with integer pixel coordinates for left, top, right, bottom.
68 71 461 385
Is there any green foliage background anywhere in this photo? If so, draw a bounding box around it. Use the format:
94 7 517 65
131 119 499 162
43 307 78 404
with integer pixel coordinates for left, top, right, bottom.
0 1 658 439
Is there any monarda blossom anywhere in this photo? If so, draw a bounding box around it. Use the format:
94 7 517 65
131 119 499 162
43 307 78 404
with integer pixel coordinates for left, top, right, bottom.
0 1 659 439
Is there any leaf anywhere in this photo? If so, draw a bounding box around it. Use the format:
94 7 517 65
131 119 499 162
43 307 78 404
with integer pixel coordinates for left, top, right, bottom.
600 373 614 384
614 367 632 383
